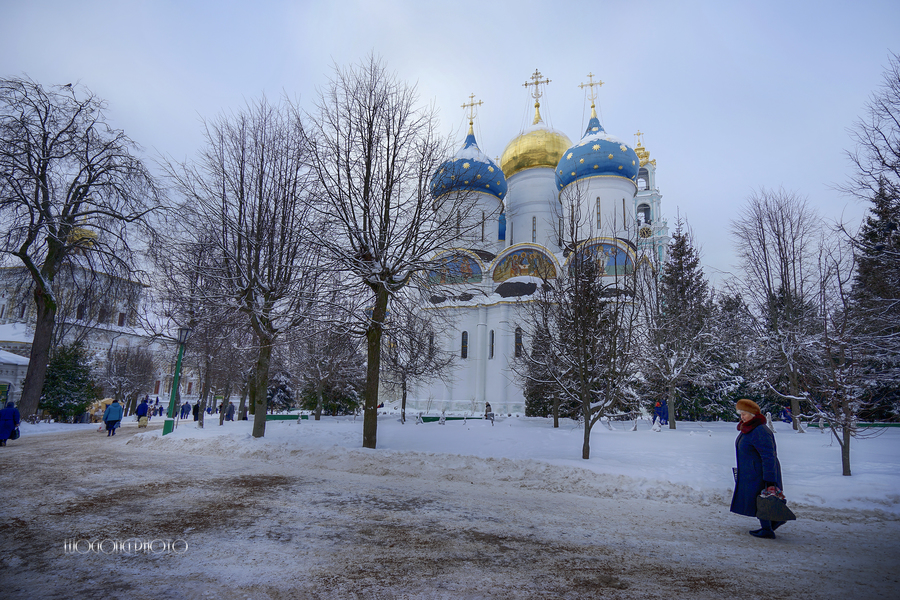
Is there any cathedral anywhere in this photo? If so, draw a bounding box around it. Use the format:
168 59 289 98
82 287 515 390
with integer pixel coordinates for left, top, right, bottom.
404 70 670 417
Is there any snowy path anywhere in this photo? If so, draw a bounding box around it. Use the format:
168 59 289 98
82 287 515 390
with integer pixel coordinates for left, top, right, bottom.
0 421 898 599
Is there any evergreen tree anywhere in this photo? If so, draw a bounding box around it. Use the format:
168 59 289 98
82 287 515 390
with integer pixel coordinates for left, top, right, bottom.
39 342 101 421
639 219 714 428
850 182 900 419
267 371 296 413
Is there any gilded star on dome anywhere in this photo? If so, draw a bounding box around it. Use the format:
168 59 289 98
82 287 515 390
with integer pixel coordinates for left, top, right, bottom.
488 166 494 173
608 154 613 159
618 165 623 170
463 162 470 169
477 174 482 179
567 152 573 160
619 144 627 152
579 158 584 164
592 144 600 151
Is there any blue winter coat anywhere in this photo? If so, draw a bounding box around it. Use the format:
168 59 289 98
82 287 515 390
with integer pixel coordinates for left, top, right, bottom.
103 402 124 422
135 401 149 418
0 402 21 439
730 422 783 517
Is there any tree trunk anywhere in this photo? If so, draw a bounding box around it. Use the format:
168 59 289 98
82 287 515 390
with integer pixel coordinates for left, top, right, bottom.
789 369 801 431
667 384 677 430
400 378 407 424
582 415 591 460
363 285 389 449
251 343 273 438
841 427 852 476
315 379 324 421
197 360 211 429
238 377 249 421
19 289 56 417
552 397 559 428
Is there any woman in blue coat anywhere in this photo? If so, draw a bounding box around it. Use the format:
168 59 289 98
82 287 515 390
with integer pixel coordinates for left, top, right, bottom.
0 401 21 446
730 398 785 539
102 399 124 436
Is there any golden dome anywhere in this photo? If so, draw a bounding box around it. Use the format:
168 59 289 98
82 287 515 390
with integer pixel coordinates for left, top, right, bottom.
68 226 98 248
500 126 573 179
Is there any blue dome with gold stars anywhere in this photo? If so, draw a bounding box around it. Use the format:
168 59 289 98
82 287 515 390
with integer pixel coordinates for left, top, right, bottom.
430 129 507 202
555 110 639 192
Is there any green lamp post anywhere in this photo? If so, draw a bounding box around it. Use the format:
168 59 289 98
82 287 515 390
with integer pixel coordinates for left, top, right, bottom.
162 326 192 436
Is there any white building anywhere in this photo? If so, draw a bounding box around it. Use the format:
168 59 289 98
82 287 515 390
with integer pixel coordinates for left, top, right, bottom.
404 73 669 416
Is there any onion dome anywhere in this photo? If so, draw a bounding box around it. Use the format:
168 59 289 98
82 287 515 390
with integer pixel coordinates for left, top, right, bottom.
500 124 572 179
634 131 656 167
555 106 639 192
430 125 507 201
500 97 571 179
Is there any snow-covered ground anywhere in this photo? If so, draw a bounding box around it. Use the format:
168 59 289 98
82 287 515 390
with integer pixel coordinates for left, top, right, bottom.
2 415 899 599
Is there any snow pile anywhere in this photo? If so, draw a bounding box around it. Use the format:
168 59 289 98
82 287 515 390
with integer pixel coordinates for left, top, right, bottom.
125 415 900 519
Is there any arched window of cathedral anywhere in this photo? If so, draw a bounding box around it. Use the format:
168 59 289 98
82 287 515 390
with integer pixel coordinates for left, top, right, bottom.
428 333 434 356
76 304 85 321
514 327 524 357
596 197 601 230
558 215 563 247
457 210 462 237
461 331 468 359
0 305 5 319
637 203 652 225
637 168 649 191
489 330 495 359
532 216 537 243
20 304 27 319
118 312 126 327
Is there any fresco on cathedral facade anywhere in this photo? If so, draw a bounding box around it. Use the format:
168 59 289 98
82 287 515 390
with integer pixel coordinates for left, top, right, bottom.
572 242 634 276
426 254 483 285
492 248 556 283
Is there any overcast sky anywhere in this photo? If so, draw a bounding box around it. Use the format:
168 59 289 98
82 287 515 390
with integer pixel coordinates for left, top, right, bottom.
2 0 897 284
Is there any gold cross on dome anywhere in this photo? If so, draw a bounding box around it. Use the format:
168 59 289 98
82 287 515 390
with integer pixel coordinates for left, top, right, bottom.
461 93 483 125
634 130 644 146
523 69 551 102
579 72 604 107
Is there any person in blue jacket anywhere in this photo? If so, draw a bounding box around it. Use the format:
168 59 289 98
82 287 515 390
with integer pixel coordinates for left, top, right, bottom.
135 398 150 427
730 398 785 539
780 406 793 423
103 399 124 436
0 401 21 446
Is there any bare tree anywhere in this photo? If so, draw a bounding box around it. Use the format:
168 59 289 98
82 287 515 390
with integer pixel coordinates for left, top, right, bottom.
103 344 156 415
0 77 160 417
730 189 824 428
306 55 481 448
841 51 900 203
292 321 365 420
164 96 320 438
381 302 455 424
809 238 887 475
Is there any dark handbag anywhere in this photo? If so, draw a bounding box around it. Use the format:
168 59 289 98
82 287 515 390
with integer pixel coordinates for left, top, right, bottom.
9 427 20 440
757 493 797 521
